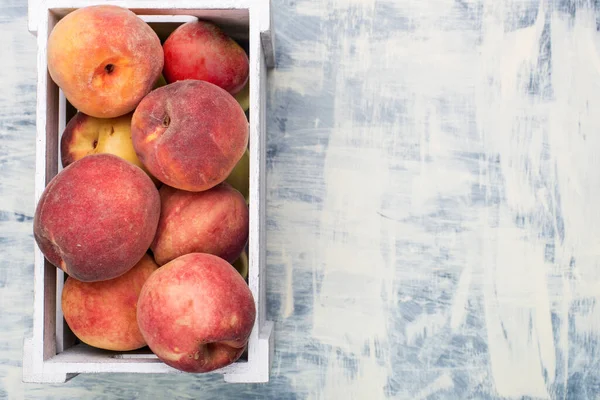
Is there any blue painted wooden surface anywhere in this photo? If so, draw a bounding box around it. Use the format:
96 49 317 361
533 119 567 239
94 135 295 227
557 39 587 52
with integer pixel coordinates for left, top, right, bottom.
3 0 600 398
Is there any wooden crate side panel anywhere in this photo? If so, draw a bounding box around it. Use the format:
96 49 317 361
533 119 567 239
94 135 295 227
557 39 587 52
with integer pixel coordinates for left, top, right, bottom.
246 1 262 362
55 92 77 354
258 17 268 331
259 0 275 68
29 0 253 35
43 9 61 361
34 9 60 364
223 3 274 383
26 10 64 383
44 343 250 375
45 0 253 18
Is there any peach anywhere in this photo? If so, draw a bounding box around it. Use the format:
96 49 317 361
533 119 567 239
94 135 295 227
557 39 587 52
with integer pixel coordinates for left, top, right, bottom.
33 154 160 282
47 5 163 118
163 21 249 95
225 148 249 202
131 80 248 192
136 253 256 373
233 80 250 112
151 183 248 266
61 254 159 351
232 251 248 281
60 111 158 184
153 74 167 90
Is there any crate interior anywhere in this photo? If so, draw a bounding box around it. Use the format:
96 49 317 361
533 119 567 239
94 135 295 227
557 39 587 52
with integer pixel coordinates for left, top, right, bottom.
46 7 251 364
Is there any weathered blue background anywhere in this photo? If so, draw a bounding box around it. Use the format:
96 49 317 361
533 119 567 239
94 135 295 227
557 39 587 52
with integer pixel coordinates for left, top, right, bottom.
3 0 600 398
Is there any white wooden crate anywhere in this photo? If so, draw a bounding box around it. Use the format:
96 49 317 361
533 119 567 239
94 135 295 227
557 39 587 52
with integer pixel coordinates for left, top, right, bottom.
23 0 275 384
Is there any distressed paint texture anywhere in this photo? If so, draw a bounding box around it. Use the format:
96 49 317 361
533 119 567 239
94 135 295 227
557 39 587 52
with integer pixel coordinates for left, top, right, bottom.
2 0 600 399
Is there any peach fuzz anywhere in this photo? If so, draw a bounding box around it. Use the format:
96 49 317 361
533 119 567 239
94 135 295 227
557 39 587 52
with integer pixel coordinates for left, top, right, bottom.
151 183 249 266
61 254 159 351
131 80 248 192
33 154 160 282
136 253 256 373
47 5 163 118
163 20 249 95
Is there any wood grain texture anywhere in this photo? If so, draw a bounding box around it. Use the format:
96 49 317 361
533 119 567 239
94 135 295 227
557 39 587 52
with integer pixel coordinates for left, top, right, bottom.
3 0 600 398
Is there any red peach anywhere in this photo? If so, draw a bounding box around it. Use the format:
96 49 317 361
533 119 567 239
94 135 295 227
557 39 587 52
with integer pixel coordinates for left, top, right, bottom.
131 80 248 192
151 183 249 266
33 154 160 282
136 253 256 373
163 21 249 95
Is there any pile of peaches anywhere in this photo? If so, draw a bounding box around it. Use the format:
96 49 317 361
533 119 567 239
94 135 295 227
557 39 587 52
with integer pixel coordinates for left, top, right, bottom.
33 5 256 373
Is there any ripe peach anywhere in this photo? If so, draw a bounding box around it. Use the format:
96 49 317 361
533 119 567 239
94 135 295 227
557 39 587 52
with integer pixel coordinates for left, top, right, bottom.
151 183 248 266
47 5 163 118
136 253 256 373
232 251 248 281
153 74 167 90
61 254 159 351
131 80 248 192
234 80 250 112
225 148 249 202
33 154 160 282
163 21 249 95
60 112 158 184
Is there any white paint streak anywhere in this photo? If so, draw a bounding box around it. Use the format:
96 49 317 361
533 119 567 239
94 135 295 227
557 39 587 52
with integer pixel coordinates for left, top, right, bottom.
271 66 325 96
282 248 294 319
481 213 552 399
312 147 392 398
550 9 600 293
477 0 557 397
549 10 600 398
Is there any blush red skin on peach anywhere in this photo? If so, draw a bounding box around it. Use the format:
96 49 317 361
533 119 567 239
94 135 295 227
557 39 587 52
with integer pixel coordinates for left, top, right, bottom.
136 253 256 373
162 21 249 95
131 80 249 192
151 183 249 266
33 153 161 282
